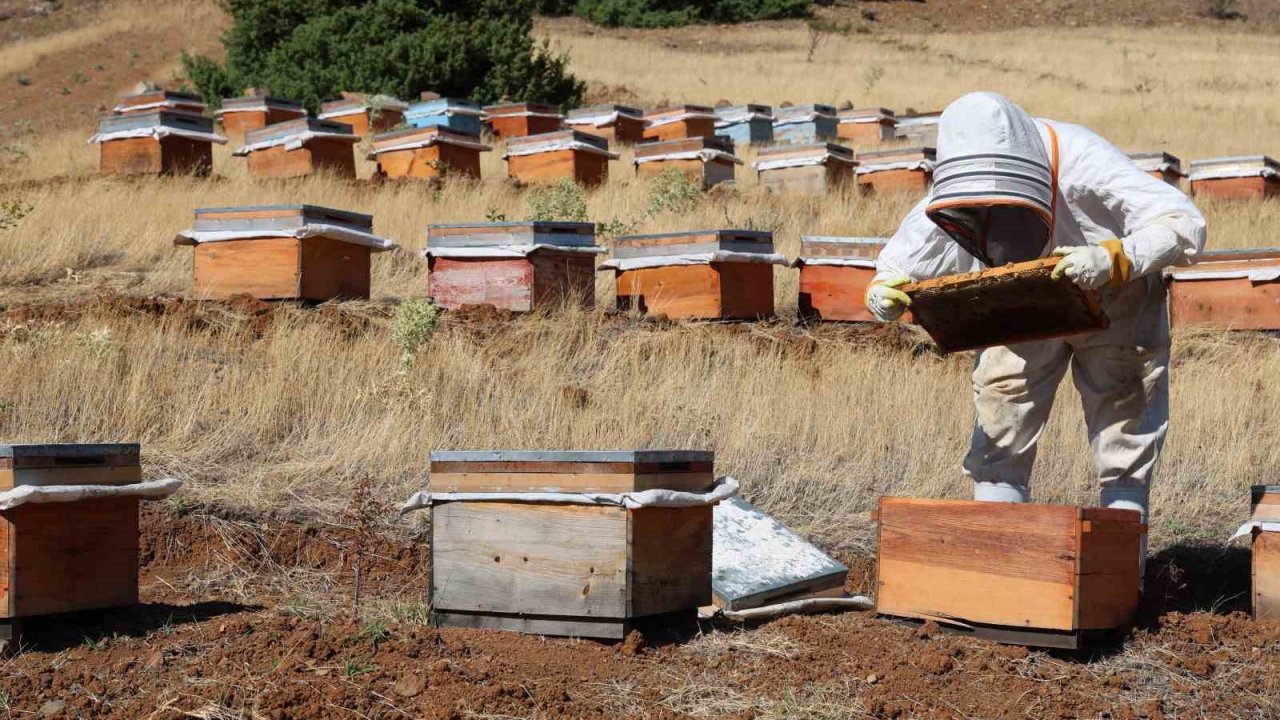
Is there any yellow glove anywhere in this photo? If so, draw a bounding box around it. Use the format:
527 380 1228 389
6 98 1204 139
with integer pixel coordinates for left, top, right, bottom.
865 276 912 322
1051 240 1132 290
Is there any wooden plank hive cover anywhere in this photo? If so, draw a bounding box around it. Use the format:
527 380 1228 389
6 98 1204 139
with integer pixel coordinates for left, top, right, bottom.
185 204 373 236
369 125 491 154
114 89 206 115
901 256 1110 353
754 142 855 168
612 229 773 260
220 95 305 115
484 102 562 119
566 104 643 125
799 236 884 261
428 450 713 492
505 129 610 157
857 146 936 169
96 110 216 137
633 135 735 162
240 117 357 148
427 221 596 249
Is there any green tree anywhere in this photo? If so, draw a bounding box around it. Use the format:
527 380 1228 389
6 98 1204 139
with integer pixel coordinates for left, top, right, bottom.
572 0 812 28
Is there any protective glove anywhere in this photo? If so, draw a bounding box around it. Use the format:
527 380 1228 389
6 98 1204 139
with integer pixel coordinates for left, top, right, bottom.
1051 240 1133 291
865 276 912 322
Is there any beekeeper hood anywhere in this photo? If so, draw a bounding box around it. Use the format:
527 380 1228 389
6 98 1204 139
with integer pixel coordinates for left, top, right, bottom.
926 92 1058 268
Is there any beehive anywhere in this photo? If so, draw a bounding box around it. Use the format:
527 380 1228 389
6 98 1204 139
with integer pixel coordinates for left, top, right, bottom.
317 95 408 136
713 104 774 145
504 130 618 187
642 105 717 142
404 98 484 136
0 443 144 652
233 118 360 179
753 143 857 194
1189 156 1280 201
856 147 936 193
1127 151 1186 188
1167 248 1280 330
368 126 491 181
894 111 942 145
837 107 897 146
483 102 564 139
876 496 1144 649
113 89 206 116
427 450 716 640
174 205 397 302
1250 486 1280 620
424 222 600 312
772 104 838 145
564 105 646 145
795 236 891 323
633 136 742 190
91 111 225 176
605 230 779 320
216 95 306 145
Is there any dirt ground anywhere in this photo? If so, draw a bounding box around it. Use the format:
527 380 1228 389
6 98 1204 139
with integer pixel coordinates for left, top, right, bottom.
0 505 1275 719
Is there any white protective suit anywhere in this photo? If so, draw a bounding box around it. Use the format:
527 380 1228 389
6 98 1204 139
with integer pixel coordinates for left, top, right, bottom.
875 92 1207 525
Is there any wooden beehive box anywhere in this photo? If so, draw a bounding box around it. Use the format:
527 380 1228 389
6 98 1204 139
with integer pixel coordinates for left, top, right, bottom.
92 111 222 176
504 130 617 187
1189 156 1280 201
483 102 565 139
1127 151 1186 188
0 443 143 645
642 105 717 142
318 95 408 136
1250 486 1280 620
894 111 942 145
428 450 716 640
565 104 646 145
772 104 838 145
368 126 491 181
796 236 894 323
876 497 1144 648
713 104 774 145
114 89 206 116
425 221 599 312
837 107 897 146
608 229 777 320
1167 248 1280 330
902 256 1110 353
234 118 359 179
175 205 395 302
217 95 306 145
856 147 936 193
634 136 742 190
404 98 484 136
754 142 857 195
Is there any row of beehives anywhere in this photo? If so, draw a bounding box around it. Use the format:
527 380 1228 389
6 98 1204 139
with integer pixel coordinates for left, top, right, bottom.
4 441 1278 651
173 207 1280 331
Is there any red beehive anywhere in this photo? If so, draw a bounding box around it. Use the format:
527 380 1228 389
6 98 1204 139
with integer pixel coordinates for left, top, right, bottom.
233 118 360 179
503 130 617 187
217 94 307 146
795 236 899 323
368 126 492 181
483 102 565 140
856 147 936 193
564 105 646 145
1189 156 1280 201
642 105 717 142
1167 248 1280 330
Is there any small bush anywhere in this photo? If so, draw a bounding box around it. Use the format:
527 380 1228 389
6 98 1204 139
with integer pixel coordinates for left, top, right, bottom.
1206 0 1245 20
647 167 702 216
527 178 589 222
390 299 441 370
572 0 812 28
0 199 31 231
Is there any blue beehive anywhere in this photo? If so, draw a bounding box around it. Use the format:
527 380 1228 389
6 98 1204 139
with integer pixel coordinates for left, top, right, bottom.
773 104 838 145
714 104 773 145
405 98 484 136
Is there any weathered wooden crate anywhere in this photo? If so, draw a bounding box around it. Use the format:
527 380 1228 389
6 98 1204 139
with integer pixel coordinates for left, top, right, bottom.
405 98 484 136
93 111 220 176
504 130 617 187
1168 248 1280 330
1251 486 1280 620
856 147 936 193
425 221 599 312
894 111 941 145
772 104 838 145
634 136 742 190
114 89 206 116
837 107 896 146
428 450 715 640
1190 156 1280 201
642 105 717 142
318 95 408 136
0 443 143 652
608 230 777 320
175 205 395 302
1127 151 1186 188
876 496 1144 648
754 143 856 195
713 104 774 145
901 256 1110 353
217 95 306 145
368 126 491 181
235 118 359 179
796 236 896 323
564 105 646 145
483 102 564 139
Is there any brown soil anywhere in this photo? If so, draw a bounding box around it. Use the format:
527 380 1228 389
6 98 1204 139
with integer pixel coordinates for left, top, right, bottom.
1 506 1276 718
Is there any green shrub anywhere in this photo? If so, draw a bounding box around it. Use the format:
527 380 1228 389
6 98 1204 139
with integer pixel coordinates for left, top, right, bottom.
0 199 31 231
390 299 441 370
182 0 585 112
526 178 589 222
572 0 812 28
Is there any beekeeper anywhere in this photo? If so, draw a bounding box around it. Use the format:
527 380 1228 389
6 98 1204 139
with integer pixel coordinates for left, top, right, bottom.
866 91 1206 545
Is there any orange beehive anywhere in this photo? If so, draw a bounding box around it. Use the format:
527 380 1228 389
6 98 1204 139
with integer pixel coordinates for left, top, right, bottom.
318 94 408 136
856 147 936 193
1127 151 1186 188
91 111 225 176
634 136 742 190
795 236 893 323
837 107 897 146
604 230 781 320
642 105 717 142
753 143 857 195
564 105 646 145
368 126 492 181
1189 156 1280 201
233 118 360 179
503 130 618 187
483 102 564 139
1249 486 1280 620
217 95 307 145
1167 248 1280 330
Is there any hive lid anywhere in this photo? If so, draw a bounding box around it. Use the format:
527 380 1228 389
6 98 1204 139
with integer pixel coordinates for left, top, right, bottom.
405 97 483 117
857 146 936 163
370 125 490 152
97 110 216 134
838 107 895 122
1253 486 1280 501
320 95 409 116
566 104 644 121
645 104 715 118
895 111 943 125
505 129 610 154
1190 155 1279 169
192 205 374 233
115 89 206 113
220 95 305 113
613 229 774 259
427 221 596 248
633 134 735 159
1194 247 1280 263
773 104 837 122
714 104 772 120
430 450 713 463
483 101 562 117
799 236 886 258
242 117 356 146
428 450 715 493
756 142 854 161
0 443 140 458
